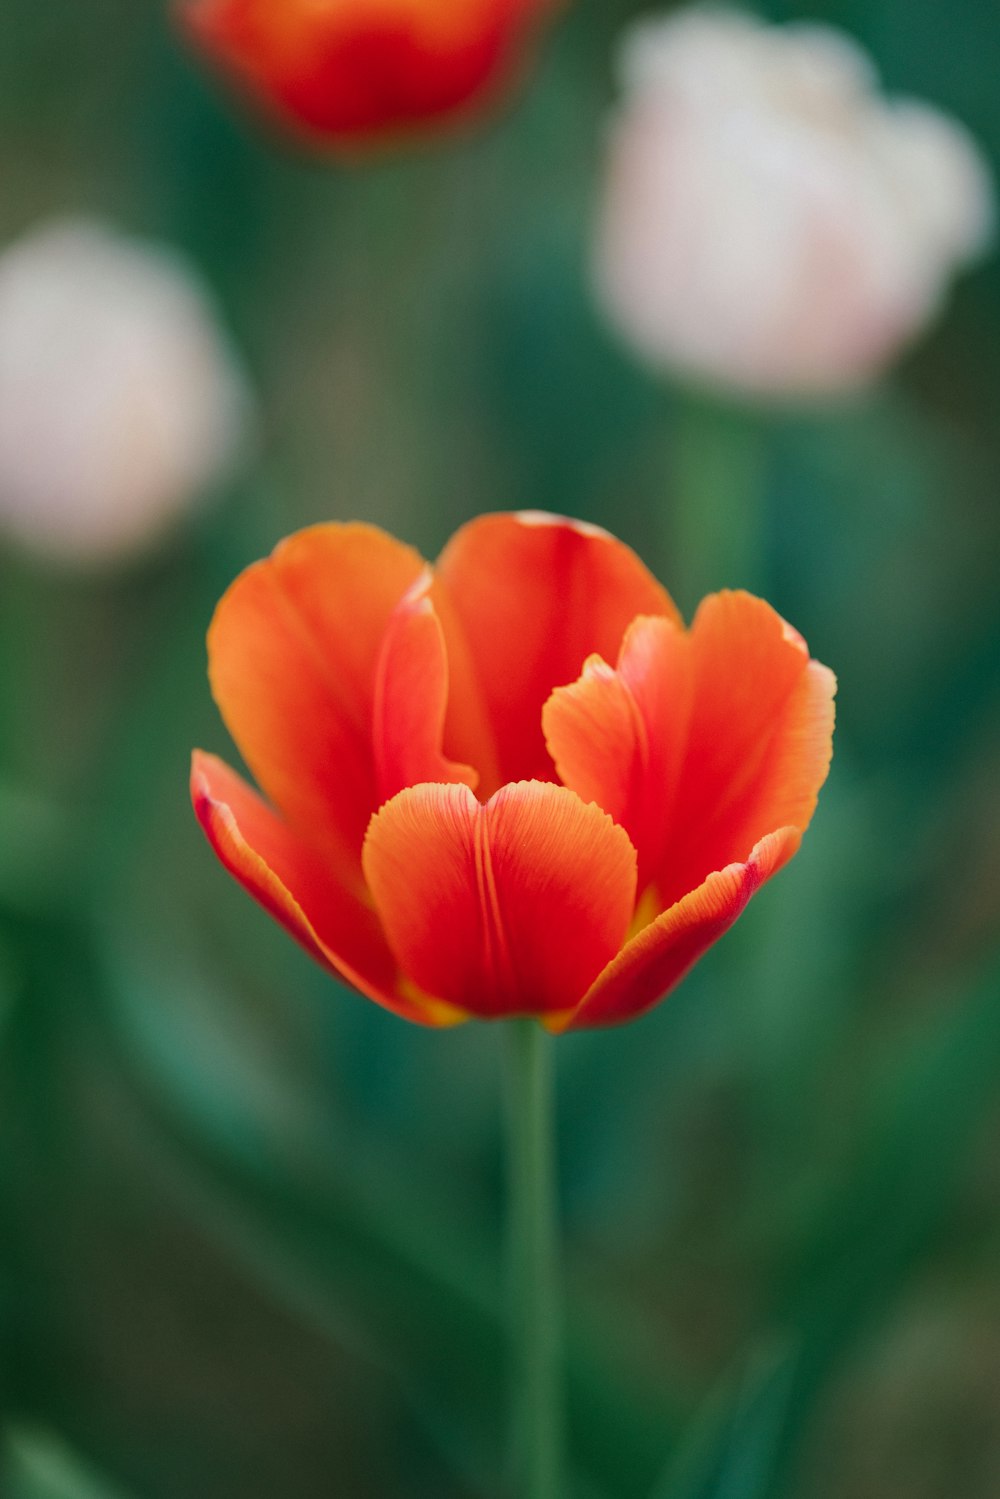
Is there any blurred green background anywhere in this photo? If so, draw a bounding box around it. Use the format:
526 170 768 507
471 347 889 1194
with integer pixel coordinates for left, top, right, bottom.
0 0 999 1496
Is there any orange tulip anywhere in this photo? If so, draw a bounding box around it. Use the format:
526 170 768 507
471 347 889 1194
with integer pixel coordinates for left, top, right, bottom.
177 0 562 149
192 513 835 1028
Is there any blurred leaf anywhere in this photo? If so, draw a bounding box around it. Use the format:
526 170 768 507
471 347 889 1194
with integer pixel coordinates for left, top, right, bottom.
111 1004 675 1498
650 1342 798 1499
777 960 1000 1384
2 1426 133 1499
1 918 675 1499
0 937 18 1051
646 959 1000 1499
0 782 76 916
766 959 1000 1492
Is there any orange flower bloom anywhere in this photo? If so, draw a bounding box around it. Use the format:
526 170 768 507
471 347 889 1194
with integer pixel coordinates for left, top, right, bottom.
177 0 562 149
192 514 835 1028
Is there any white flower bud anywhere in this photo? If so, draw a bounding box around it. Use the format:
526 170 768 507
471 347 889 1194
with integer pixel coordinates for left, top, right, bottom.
593 8 996 398
0 218 254 565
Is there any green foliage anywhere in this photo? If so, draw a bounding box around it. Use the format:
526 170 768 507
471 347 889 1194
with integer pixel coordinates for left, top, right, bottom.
2 1427 133 1499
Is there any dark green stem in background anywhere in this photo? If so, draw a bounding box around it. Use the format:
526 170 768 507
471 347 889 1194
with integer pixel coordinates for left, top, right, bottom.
504 1019 562 1499
671 392 769 609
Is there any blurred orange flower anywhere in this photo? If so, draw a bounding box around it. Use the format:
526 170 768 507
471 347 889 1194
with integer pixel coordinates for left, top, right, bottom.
192 514 835 1028
177 0 562 149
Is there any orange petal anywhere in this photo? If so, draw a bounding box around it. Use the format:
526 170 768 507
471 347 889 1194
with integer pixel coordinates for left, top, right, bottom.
362 780 638 1019
373 572 478 806
543 614 693 891
191 751 459 1026
434 512 680 792
427 579 504 797
564 828 799 1029
656 593 836 910
207 523 425 887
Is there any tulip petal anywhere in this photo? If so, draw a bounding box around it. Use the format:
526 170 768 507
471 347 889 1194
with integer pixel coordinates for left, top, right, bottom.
656 592 835 909
362 780 638 1019
565 827 799 1029
543 614 693 890
207 523 425 887
180 0 557 145
434 511 681 791
191 751 459 1026
373 572 478 804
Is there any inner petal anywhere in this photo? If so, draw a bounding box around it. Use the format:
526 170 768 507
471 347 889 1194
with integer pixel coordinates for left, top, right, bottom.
373 571 478 805
543 614 693 891
434 511 681 793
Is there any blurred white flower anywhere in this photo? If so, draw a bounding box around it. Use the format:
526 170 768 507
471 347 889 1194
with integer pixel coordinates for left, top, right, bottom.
592 8 996 398
0 218 253 565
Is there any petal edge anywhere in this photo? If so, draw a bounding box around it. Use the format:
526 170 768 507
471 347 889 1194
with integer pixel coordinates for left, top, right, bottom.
563 826 800 1030
191 750 461 1026
435 511 681 789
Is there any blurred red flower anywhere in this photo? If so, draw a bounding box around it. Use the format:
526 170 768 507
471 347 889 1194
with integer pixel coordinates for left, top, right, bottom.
192 514 835 1028
177 0 562 149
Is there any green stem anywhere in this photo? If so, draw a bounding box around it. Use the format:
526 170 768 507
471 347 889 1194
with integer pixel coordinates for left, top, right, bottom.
670 392 769 610
504 1019 562 1499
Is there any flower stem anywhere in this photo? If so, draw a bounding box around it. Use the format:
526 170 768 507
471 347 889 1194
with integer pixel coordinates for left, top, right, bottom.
670 392 769 609
504 1018 562 1499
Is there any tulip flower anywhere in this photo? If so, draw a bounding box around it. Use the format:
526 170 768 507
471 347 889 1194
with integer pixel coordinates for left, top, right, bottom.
593 8 995 397
0 218 252 566
192 512 834 1028
177 0 562 151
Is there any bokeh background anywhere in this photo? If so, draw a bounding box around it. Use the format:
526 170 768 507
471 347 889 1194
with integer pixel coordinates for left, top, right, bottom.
1 1 999 1496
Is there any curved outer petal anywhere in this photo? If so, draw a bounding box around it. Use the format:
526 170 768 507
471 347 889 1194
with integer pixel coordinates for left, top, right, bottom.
207 522 425 891
564 827 800 1030
373 571 478 805
362 780 638 1019
656 592 836 909
434 511 681 792
543 614 693 890
191 751 461 1026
